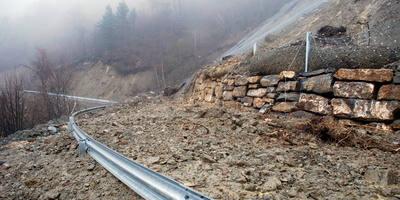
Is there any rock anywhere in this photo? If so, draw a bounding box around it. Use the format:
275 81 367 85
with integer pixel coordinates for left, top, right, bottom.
276 81 299 92
298 93 332 115
253 98 265 108
259 103 273 114
331 98 353 118
393 75 400 84
364 169 397 186
299 68 335 77
215 85 223 99
300 74 333 94
148 156 161 164
233 86 247 97
272 102 299 113
392 120 400 130
247 88 267 97
333 99 400 121
261 176 282 192
378 84 400 100
223 101 243 109
48 126 58 133
200 154 216 163
223 85 235 91
204 93 215 103
241 97 253 107
333 68 394 83
353 100 400 121
248 84 259 89
222 91 234 101
248 76 262 84
266 92 278 99
235 75 249 86
333 81 375 99
260 75 280 87
276 92 300 102
279 71 297 80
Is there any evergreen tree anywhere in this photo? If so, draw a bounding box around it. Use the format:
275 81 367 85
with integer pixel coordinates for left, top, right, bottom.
116 1 130 46
96 5 116 52
128 8 137 42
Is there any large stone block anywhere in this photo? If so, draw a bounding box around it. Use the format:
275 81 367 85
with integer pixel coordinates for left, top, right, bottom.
300 74 333 94
353 100 400 121
233 86 247 98
333 68 393 83
298 93 332 115
276 81 299 92
247 88 267 97
378 85 400 100
260 75 280 87
333 81 375 99
332 99 400 121
276 92 300 102
235 75 249 86
331 98 353 118
272 102 298 113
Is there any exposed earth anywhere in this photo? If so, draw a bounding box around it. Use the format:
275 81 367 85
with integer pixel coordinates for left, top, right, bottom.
1 94 399 199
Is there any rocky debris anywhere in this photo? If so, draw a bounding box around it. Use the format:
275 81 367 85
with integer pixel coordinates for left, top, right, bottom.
1 96 400 200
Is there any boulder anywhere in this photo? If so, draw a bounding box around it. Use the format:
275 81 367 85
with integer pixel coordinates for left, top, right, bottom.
232 86 247 98
272 102 298 113
332 99 399 121
378 85 400 100
247 88 267 97
298 93 332 115
333 81 375 99
260 75 280 87
300 74 333 94
276 81 299 92
353 100 399 121
364 169 397 186
333 68 393 83
331 98 354 118
276 92 300 102
235 75 249 86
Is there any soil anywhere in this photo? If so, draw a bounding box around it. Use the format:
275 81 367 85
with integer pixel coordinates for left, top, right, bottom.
1 94 399 200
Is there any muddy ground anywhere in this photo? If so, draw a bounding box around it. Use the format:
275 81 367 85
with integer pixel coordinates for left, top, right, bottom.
1 94 399 200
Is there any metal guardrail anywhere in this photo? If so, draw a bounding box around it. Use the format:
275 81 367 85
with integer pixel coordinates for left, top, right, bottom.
68 106 212 200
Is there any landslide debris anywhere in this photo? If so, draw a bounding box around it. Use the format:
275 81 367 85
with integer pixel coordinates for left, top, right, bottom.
3 95 398 199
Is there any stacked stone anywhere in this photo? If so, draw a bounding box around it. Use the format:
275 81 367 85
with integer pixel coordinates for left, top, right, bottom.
191 68 399 128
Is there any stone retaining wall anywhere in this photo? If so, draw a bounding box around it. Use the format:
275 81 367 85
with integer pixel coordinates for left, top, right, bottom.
185 66 400 129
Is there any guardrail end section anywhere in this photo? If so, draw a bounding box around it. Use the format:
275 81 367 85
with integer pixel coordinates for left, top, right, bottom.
78 139 88 156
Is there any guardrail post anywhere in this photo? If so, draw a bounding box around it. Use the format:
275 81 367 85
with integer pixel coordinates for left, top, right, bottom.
305 32 311 72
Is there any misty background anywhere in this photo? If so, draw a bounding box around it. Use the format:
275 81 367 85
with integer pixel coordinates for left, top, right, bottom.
0 0 291 78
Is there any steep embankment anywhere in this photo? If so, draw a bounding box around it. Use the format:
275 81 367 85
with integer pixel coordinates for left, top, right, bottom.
68 0 399 101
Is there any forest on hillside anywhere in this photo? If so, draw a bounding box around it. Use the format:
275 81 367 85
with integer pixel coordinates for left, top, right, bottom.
0 0 291 79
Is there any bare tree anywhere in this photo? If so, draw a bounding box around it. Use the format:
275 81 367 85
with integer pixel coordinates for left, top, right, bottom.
30 48 72 120
0 74 26 137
